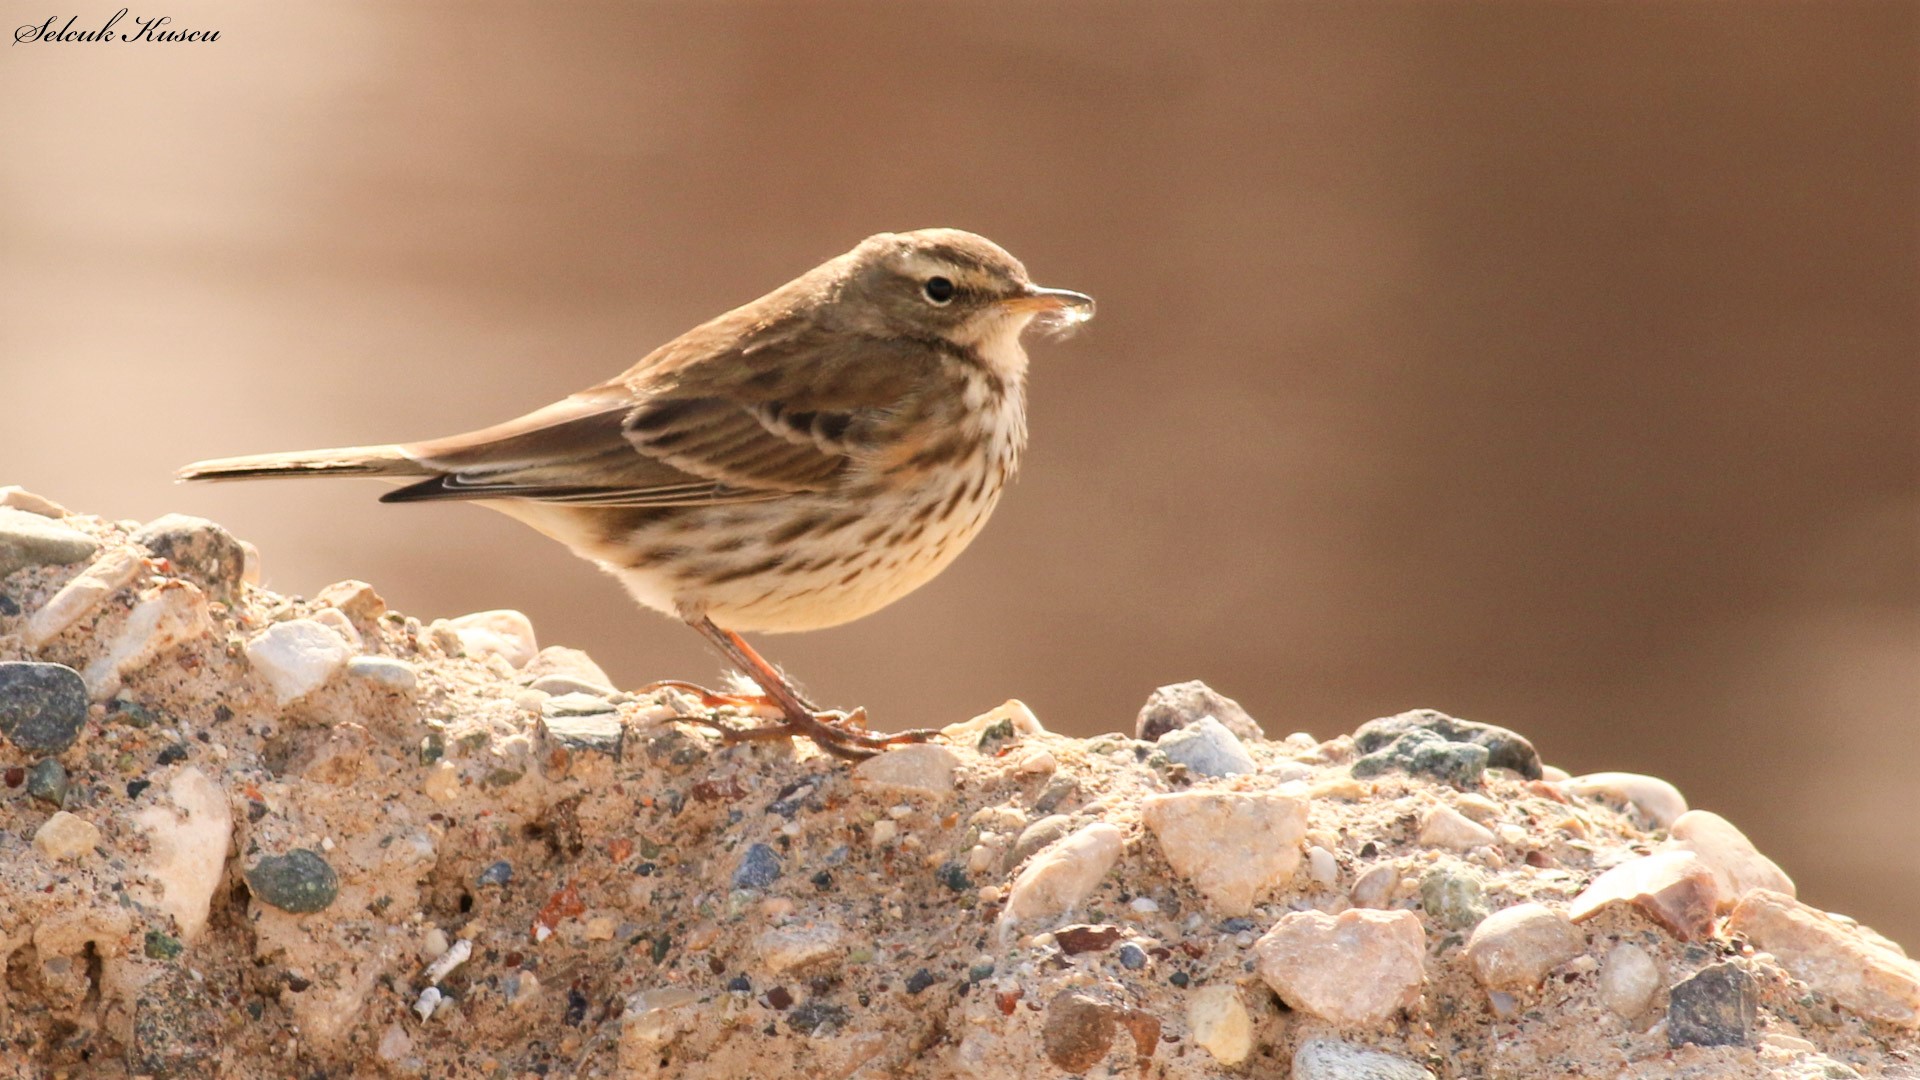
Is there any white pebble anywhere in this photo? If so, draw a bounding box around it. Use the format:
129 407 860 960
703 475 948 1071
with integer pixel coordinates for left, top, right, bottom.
422 939 473 985
1307 846 1339 887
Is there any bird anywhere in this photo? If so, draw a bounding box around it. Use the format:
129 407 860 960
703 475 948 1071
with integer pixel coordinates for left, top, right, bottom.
179 229 1094 759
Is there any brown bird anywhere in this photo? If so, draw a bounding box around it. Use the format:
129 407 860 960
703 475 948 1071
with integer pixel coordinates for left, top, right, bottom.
179 229 1093 758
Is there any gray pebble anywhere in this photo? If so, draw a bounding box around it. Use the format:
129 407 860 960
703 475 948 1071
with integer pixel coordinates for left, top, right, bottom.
26 758 69 807
132 514 246 604
1667 961 1756 1049
130 965 221 1077
1419 863 1489 930
1157 716 1254 777
245 849 340 914
540 709 624 760
1135 680 1264 742
478 860 513 887
0 662 89 755
732 843 782 890
0 509 99 580
1352 709 1541 780
1006 814 1075 872
1352 728 1490 787
1117 943 1148 970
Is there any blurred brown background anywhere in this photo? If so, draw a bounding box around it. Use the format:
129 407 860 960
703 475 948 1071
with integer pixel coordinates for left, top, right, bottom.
2 3 1914 944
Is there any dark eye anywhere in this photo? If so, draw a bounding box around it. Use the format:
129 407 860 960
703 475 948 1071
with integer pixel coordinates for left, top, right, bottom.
923 276 955 304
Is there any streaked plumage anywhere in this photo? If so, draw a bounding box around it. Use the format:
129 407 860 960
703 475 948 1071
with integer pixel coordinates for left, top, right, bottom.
180 228 1092 756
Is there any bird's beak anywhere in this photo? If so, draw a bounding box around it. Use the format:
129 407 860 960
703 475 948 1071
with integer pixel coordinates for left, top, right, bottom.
1003 285 1096 321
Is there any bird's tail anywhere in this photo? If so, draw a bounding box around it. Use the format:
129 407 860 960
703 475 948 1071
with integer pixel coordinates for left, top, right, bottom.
176 444 427 483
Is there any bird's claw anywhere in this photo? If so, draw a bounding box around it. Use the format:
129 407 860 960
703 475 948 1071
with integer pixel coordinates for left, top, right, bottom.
638 681 936 760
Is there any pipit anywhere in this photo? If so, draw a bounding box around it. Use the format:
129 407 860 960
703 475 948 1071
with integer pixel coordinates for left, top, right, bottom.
180 229 1093 758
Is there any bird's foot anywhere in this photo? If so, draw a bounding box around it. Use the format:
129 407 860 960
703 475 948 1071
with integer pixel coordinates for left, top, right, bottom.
640 681 937 761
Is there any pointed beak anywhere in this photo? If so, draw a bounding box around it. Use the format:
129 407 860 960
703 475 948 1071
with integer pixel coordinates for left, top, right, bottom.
1003 284 1095 320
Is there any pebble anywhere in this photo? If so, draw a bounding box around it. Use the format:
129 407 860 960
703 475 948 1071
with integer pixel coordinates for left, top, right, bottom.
1464 903 1586 990
1003 823 1124 924
732 843 783 890
1042 991 1116 1072
1667 810 1794 908
1140 790 1308 915
851 743 960 798
1254 908 1427 1026
757 922 847 975
477 860 513 887
22 546 143 648
523 644 611 683
82 582 214 700
1351 863 1400 908
1293 1038 1437 1080
1155 716 1255 778
422 939 473 985
131 768 233 940
1419 863 1488 930
1351 727 1489 787
1308 845 1340 887
1599 942 1661 1019
1186 984 1254 1066
131 514 247 604
1418 804 1496 851
239 540 262 585
423 761 461 803
1667 961 1757 1048
1562 772 1688 829
1016 747 1057 775
129 967 220 1076
1116 942 1148 969
315 579 387 622
310 607 362 650
345 655 417 691
1006 814 1073 871
32 810 100 860
244 619 355 706
245 849 341 913
0 662 89 754
1728 889 1920 1027
0 486 69 517
446 610 539 668
540 706 624 760
25 758 68 806
1569 849 1721 940
617 987 701 1063
1135 680 1264 743
0 507 100 579
1352 709 1542 780
529 674 616 698
941 698 1047 746
412 986 443 1023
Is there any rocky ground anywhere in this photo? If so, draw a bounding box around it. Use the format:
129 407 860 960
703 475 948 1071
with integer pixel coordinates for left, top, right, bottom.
0 489 1917 1079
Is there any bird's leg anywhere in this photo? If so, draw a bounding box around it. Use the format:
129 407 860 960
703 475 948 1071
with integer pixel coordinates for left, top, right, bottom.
658 615 935 759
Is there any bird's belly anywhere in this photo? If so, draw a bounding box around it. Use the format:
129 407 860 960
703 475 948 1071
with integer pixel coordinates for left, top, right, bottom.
531 479 1004 634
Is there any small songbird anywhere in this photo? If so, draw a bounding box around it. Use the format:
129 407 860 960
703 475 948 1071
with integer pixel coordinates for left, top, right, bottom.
180 229 1093 758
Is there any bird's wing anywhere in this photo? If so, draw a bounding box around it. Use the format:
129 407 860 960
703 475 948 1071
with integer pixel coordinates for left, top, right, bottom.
384 325 939 508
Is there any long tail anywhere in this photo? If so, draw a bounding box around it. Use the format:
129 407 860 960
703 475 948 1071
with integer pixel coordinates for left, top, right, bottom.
176 444 428 483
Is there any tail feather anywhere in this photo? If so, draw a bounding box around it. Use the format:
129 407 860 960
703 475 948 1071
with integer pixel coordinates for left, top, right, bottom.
176 445 424 483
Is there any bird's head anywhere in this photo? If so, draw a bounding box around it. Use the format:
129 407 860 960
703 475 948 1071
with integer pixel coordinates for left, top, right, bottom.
829 229 1094 359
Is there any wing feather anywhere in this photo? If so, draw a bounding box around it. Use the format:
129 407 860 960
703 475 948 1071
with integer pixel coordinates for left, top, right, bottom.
382 320 946 508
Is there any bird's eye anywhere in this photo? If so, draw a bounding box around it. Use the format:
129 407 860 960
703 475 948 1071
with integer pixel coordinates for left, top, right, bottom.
923 276 955 305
